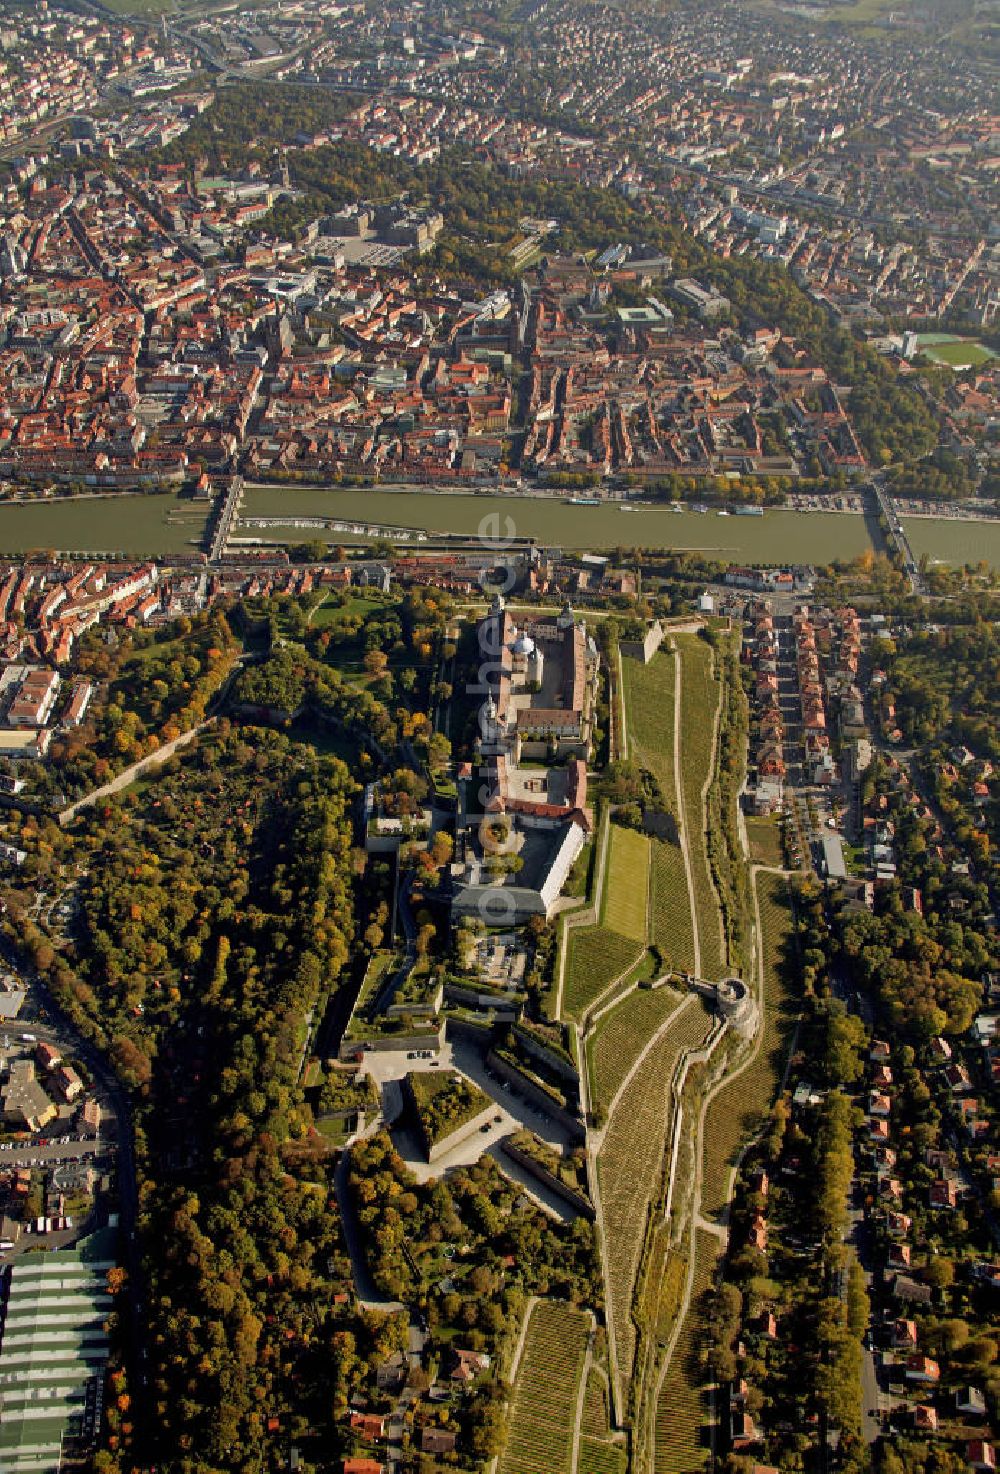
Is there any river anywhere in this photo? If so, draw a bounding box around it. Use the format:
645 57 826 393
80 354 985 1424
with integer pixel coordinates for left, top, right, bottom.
0 485 998 567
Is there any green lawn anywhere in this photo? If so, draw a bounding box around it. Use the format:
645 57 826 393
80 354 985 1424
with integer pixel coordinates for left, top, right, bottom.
925 342 994 368
826 0 899 22
602 826 650 942
751 0 901 25
915 334 996 369
310 594 385 627
746 816 784 868
101 0 178 14
286 719 361 765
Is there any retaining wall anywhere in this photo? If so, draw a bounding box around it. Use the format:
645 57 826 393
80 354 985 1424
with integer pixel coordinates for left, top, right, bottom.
501 1139 595 1220
486 1049 586 1143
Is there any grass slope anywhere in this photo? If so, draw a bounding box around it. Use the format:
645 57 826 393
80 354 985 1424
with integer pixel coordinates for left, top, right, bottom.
602 825 651 941
622 646 678 812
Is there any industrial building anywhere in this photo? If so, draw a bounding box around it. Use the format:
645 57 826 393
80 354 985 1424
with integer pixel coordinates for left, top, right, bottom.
0 1232 116 1472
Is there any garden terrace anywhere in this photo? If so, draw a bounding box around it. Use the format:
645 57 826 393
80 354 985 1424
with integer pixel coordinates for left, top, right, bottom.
651 840 697 974
493 1048 573 1111
578 1367 627 1474
564 925 647 1023
653 1229 721 1474
676 634 726 980
348 950 399 1020
705 631 752 973
562 822 653 1021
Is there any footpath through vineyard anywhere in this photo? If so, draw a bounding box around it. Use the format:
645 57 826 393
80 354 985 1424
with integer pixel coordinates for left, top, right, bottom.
541 626 799 1474
582 632 724 1427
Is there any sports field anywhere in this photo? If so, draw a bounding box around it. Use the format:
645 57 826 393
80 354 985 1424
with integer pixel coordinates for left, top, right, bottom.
913 333 995 369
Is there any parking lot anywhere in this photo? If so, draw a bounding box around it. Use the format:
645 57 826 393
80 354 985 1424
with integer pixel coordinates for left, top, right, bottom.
0 1134 110 1168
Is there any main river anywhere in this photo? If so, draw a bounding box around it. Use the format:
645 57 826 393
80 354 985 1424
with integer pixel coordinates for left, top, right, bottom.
0 485 997 567
238 485 875 560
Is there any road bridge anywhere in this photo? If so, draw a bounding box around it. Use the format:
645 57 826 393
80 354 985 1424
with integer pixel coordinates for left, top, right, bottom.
207 475 244 562
870 476 924 594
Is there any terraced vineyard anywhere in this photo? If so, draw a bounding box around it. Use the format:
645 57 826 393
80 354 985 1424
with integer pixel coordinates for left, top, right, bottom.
676 635 725 980
581 1367 615 1440
499 1300 590 1474
651 839 696 972
578 1438 628 1474
653 1230 722 1474
587 984 685 1115
564 924 645 1020
578 1370 628 1474
700 871 795 1220
597 999 714 1394
603 825 651 941
622 645 678 812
